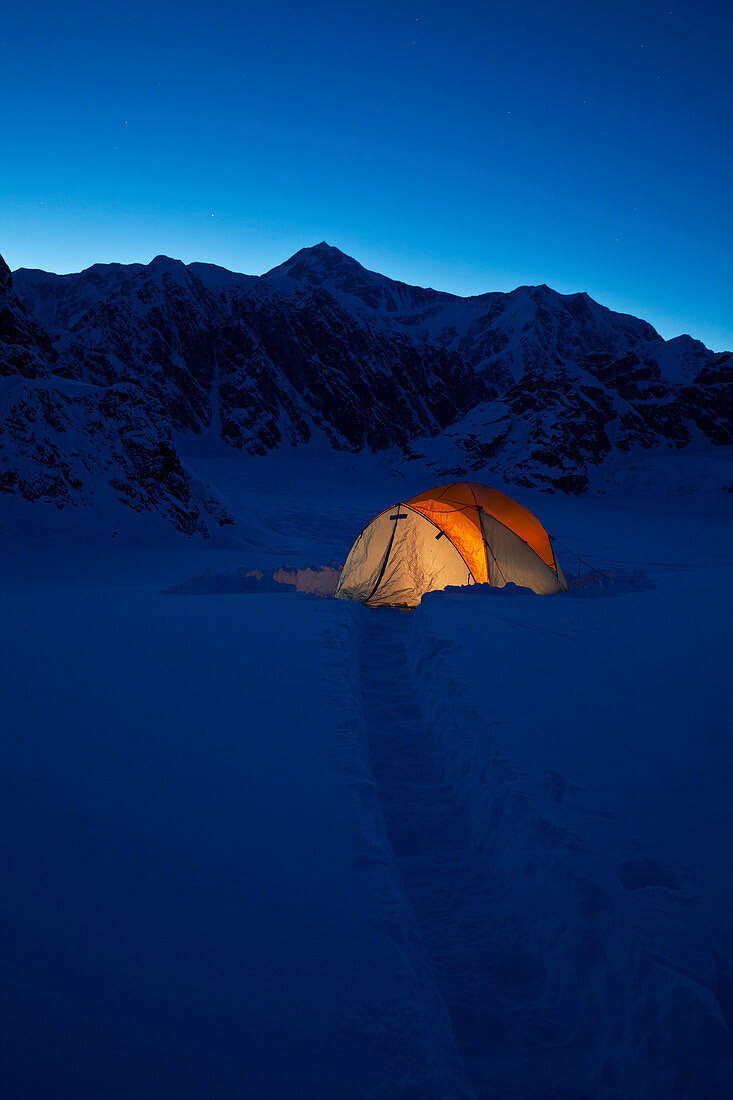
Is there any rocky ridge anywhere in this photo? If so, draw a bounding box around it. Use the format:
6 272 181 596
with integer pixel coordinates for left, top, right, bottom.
1 242 730 535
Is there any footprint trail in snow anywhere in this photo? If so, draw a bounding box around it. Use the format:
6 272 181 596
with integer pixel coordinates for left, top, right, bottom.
359 610 577 1098
355 604 732 1099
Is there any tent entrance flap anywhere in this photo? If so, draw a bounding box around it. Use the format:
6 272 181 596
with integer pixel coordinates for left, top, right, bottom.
364 511 404 602
336 505 472 607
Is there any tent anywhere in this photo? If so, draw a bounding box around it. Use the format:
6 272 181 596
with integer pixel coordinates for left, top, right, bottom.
335 481 568 607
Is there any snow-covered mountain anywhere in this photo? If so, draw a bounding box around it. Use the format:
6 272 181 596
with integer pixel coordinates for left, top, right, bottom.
413 349 732 492
263 244 666 384
12 250 483 452
263 241 454 314
2 243 730 536
0 255 58 378
0 372 235 540
0 261 235 540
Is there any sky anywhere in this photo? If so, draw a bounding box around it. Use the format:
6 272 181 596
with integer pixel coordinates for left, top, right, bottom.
1 0 731 350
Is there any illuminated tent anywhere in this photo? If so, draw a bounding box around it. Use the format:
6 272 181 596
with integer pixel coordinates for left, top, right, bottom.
335 482 568 607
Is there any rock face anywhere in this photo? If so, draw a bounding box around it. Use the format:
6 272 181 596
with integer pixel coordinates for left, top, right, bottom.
0 255 58 378
0 264 234 538
13 252 486 452
2 242 731 528
0 374 235 537
420 349 733 492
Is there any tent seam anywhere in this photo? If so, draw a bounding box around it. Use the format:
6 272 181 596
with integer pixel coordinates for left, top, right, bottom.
401 503 476 585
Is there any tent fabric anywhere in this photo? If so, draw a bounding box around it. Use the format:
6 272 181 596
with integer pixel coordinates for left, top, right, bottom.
336 481 567 607
480 511 563 595
408 482 557 571
336 506 472 606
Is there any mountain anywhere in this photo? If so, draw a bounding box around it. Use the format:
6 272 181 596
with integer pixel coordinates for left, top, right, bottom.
263 241 454 314
261 244 669 389
411 350 732 493
0 262 235 540
12 251 483 452
0 254 58 378
1 242 730 537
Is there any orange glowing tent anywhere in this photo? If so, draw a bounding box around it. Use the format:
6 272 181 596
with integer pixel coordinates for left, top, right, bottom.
335 482 567 606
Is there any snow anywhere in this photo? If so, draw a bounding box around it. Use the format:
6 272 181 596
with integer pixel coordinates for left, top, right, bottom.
0 565 464 1098
2 450 732 1097
653 334 715 384
408 508 733 1094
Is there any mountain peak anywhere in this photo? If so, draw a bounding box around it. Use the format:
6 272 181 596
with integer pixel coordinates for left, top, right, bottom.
263 242 454 313
264 242 364 282
149 254 187 273
0 253 12 291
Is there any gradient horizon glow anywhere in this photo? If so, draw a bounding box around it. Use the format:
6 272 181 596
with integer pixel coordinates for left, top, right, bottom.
2 0 731 349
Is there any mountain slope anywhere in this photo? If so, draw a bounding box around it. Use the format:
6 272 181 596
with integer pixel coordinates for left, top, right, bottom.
413 349 733 493
13 252 487 452
262 245 671 387
0 262 236 541
3 243 731 533
0 255 58 378
263 241 455 314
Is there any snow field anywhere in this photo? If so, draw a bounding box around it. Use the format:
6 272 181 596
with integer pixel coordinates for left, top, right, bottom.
0 581 440 1098
399 598 730 1096
2 451 732 1097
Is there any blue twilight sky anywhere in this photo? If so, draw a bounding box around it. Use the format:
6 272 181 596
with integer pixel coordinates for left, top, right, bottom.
1 0 731 349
